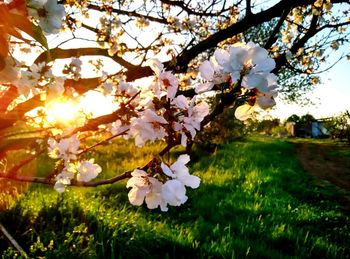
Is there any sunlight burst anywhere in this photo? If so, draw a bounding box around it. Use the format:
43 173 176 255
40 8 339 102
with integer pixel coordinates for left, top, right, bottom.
46 100 80 124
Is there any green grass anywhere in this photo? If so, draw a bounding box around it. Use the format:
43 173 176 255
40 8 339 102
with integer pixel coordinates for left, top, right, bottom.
1 137 350 258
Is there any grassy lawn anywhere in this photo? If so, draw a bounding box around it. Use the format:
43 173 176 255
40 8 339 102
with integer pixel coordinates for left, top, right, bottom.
0 137 349 258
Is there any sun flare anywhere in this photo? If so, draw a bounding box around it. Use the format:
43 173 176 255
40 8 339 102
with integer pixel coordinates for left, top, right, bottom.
44 91 117 125
46 100 80 124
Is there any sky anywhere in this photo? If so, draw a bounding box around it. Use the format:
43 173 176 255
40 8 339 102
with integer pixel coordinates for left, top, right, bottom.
269 47 350 121
254 0 350 121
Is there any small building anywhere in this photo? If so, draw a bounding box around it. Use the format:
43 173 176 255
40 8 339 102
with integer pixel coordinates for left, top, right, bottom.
286 120 329 138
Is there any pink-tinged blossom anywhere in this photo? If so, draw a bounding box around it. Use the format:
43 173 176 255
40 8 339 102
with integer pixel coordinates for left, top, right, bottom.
46 76 65 101
118 80 139 97
196 59 230 93
228 42 276 92
28 0 66 34
48 135 80 161
171 95 189 110
109 119 130 136
126 169 163 209
183 101 209 139
160 154 200 210
161 179 188 207
161 154 200 189
129 110 168 147
76 159 102 182
54 163 75 193
148 59 179 100
172 98 209 147
235 73 278 120
256 74 278 109
16 62 45 97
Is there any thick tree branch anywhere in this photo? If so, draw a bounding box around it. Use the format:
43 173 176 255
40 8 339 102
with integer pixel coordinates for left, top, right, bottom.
35 47 137 70
0 95 43 130
264 7 290 49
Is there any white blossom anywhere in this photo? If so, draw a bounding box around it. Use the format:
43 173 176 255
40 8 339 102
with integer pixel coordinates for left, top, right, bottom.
129 110 168 147
234 104 255 121
76 159 102 182
48 135 80 161
161 154 200 189
256 74 278 109
196 59 230 93
54 163 75 193
148 58 179 100
229 42 275 92
199 42 276 93
28 0 66 34
109 119 130 136
126 169 163 209
159 154 200 210
161 179 188 207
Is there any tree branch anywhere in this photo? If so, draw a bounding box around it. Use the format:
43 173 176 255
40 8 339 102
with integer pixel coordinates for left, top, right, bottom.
0 170 132 186
0 95 43 130
86 3 168 24
159 0 230 17
0 85 18 113
264 7 290 49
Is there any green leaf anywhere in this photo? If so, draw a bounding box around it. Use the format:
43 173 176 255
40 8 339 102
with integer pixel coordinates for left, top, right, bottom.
9 13 49 50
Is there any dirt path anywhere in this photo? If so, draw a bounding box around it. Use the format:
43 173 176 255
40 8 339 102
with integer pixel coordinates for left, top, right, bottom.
294 142 350 190
293 140 350 210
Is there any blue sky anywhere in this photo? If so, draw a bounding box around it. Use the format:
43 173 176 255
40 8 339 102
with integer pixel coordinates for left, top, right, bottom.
270 54 350 120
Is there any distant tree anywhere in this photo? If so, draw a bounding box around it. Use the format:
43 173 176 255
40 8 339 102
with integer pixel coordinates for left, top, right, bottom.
325 111 350 143
257 119 281 135
300 114 316 123
286 114 300 123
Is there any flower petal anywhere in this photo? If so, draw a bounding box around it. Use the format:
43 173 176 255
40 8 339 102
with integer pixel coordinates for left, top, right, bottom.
199 60 214 81
235 104 255 121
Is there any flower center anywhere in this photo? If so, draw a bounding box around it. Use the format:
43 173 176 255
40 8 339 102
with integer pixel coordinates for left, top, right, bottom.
37 8 48 18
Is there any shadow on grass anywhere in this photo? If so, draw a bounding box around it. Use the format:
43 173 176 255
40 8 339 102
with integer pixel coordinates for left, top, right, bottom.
1 137 350 258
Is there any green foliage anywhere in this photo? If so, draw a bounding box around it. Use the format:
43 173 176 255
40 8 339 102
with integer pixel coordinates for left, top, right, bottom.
324 111 350 143
300 114 316 123
1 138 350 258
286 114 300 123
256 119 280 135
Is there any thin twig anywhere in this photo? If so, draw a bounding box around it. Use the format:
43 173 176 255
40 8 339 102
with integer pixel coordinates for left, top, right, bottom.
0 222 28 258
6 149 45 176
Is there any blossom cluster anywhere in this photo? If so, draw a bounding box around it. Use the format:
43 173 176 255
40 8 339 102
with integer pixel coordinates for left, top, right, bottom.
47 135 102 192
197 42 278 120
127 155 200 211
109 59 210 148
